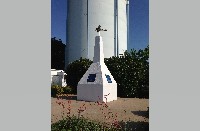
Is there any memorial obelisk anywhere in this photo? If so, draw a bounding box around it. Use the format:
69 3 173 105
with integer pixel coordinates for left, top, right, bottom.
77 25 117 102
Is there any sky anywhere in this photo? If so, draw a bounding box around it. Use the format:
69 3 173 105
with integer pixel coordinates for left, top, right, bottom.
51 0 149 50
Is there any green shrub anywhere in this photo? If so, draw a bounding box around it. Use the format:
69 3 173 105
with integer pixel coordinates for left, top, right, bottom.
65 57 92 94
105 46 149 98
51 85 64 97
63 86 73 94
51 115 121 131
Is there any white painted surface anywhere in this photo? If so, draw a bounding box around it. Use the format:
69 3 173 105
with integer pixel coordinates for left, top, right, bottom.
118 0 128 55
51 69 67 87
66 0 128 65
93 36 104 64
87 0 115 60
66 0 88 65
77 35 117 103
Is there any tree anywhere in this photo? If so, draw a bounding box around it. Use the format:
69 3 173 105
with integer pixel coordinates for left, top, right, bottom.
51 37 66 70
65 57 93 94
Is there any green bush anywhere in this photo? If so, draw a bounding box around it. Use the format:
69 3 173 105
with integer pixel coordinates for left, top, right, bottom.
65 57 92 94
51 85 64 97
51 115 121 131
63 86 73 94
105 46 149 98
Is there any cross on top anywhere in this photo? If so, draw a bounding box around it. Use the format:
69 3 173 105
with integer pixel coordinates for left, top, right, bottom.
95 25 107 32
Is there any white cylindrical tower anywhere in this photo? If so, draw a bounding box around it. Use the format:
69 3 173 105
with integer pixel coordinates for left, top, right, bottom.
66 0 128 65
117 0 128 55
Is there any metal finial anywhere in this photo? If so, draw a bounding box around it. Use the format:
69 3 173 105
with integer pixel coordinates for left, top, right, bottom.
95 25 107 32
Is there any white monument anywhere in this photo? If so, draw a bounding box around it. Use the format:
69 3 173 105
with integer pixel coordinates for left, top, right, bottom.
77 25 117 103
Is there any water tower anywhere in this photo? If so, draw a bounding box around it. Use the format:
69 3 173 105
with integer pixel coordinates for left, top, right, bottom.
66 0 129 65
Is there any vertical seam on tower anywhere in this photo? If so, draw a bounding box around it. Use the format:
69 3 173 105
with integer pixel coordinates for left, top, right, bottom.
114 0 117 56
127 0 129 51
87 0 89 59
117 0 119 56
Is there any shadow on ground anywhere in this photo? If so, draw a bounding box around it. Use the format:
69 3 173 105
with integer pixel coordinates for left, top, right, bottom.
57 95 77 100
118 121 149 131
131 110 149 118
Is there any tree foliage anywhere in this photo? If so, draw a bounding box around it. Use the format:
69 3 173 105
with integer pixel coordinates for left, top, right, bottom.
105 46 149 98
51 37 65 70
65 57 93 94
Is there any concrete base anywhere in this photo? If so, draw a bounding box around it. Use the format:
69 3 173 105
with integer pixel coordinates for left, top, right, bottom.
77 62 117 102
77 83 117 102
